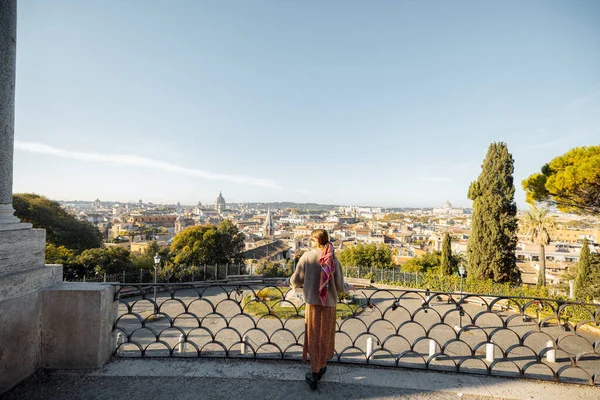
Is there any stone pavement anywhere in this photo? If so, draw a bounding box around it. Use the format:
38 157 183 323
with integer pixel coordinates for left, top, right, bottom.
3 358 599 400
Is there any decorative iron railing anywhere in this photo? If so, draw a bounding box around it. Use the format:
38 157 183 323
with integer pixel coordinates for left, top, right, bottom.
112 283 600 386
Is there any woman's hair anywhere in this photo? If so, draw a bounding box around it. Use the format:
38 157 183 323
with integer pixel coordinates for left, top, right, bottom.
310 229 329 247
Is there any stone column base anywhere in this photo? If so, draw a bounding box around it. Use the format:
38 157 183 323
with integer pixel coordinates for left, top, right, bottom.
0 204 27 230
0 229 45 276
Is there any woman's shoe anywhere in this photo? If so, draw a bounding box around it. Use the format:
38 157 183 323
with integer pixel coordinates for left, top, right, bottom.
305 371 318 390
317 366 327 381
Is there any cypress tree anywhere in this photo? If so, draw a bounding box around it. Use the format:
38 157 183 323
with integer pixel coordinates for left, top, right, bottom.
467 142 520 284
440 232 453 276
574 239 591 299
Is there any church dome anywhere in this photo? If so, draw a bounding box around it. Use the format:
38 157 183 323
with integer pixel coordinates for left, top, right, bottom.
443 200 452 209
214 192 226 212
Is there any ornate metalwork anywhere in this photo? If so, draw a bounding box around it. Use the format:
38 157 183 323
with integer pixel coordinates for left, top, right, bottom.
112 284 600 386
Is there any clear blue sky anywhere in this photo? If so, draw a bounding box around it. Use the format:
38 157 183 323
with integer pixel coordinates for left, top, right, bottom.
13 0 600 208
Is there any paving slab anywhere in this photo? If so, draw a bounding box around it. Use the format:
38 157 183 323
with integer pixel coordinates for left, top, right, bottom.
337 365 493 397
4 358 600 400
86 358 599 399
476 375 600 400
1 374 505 400
89 358 199 377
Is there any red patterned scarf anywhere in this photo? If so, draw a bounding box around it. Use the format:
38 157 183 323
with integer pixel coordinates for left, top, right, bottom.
318 243 335 306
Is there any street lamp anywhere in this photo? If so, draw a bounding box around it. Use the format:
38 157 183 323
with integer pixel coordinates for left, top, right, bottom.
457 264 466 330
153 253 161 305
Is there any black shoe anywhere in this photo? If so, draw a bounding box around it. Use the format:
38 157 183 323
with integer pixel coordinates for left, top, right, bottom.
317 366 327 381
305 371 318 390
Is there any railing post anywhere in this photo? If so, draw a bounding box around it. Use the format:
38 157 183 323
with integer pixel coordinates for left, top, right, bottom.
83 275 86 283
486 341 494 363
123 270 126 283
215 265 218 280
381 269 383 282
429 339 437 361
178 334 186 353
366 337 374 359
204 264 207 280
116 332 124 356
226 264 229 279
241 335 248 354
392 269 395 282
546 340 556 363
139 269 143 283
103 273 106 283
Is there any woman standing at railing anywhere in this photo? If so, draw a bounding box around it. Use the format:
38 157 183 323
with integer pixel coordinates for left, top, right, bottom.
285 229 354 390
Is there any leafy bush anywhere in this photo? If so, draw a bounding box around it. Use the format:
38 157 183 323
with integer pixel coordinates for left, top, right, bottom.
338 243 394 269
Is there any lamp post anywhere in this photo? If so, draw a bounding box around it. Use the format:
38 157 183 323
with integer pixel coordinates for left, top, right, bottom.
458 264 466 329
153 253 160 305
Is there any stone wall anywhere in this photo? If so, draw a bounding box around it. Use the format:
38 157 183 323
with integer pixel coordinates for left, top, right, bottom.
0 227 63 393
0 291 44 393
1 245 117 394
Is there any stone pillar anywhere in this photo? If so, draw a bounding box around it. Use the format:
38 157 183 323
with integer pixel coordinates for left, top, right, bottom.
0 4 63 394
41 283 117 369
0 0 27 231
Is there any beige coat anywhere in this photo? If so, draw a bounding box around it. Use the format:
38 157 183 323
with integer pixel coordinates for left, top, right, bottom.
289 248 347 307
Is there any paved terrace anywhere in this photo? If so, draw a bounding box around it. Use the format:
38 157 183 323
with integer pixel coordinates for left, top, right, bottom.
4 358 600 400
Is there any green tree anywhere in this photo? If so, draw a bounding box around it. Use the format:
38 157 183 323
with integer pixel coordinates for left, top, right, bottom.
215 219 246 264
522 145 600 215
520 205 555 287
574 239 591 299
256 261 287 277
170 221 245 267
467 143 520 284
131 241 163 270
13 193 103 252
45 243 83 279
45 243 75 265
76 246 135 276
382 213 405 222
338 243 394 269
440 233 453 276
590 254 600 300
402 252 441 273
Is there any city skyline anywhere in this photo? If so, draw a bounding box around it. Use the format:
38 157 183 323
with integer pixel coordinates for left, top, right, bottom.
54 195 467 211
13 1 600 208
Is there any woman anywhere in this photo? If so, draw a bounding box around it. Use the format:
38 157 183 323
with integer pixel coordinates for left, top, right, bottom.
287 229 353 390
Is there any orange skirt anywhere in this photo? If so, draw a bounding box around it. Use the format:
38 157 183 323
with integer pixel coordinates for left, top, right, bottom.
303 304 337 372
